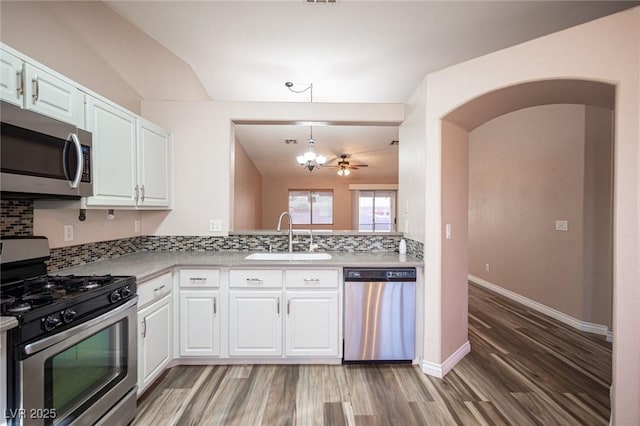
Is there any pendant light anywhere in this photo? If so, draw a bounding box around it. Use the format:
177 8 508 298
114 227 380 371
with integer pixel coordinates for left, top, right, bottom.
286 81 328 172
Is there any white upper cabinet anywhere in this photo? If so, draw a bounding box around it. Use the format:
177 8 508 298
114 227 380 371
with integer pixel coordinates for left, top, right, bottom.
1 48 81 125
85 95 138 207
23 63 80 125
85 95 172 209
0 50 23 107
138 118 172 207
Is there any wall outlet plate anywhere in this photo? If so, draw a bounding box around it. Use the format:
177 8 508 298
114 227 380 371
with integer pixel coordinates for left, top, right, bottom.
134 220 141 233
555 220 569 231
209 219 222 232
63 225 74 242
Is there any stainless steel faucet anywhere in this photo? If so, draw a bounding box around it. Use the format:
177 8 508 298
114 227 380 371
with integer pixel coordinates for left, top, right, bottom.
276 211 294 252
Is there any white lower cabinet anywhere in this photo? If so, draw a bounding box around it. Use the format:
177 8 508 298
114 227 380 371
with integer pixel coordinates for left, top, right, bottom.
179 290 220 356
229 290 282 357
285 291 339 357
138 293 172 395
178 269 221 357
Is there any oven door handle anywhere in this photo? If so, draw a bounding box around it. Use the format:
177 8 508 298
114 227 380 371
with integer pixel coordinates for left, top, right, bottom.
23 297 138 356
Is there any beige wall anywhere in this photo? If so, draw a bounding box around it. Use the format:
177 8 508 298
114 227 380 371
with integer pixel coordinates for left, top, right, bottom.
582 106 614 328
233 141 263 229
1 1 208 248
140 100 404 236
412 7 639 422
260 175 397 231
440 121 469 359
0 1 208 112
468 104 612 329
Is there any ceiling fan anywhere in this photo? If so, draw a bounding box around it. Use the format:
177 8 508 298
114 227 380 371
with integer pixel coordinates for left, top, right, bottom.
328 154 368 176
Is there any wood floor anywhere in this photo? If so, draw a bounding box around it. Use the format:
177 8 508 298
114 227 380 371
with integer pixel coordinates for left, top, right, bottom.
134 283 612 425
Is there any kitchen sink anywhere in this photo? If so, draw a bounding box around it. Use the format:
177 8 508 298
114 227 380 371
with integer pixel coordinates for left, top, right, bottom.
244 252 332 261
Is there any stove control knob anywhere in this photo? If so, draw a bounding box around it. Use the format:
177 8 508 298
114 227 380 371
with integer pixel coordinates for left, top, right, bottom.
120 286 132 299
61 309 76 324
109 290 122 304
42 315 61 332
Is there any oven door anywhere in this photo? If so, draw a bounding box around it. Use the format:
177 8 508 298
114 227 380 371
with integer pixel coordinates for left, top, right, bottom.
17 298 137 426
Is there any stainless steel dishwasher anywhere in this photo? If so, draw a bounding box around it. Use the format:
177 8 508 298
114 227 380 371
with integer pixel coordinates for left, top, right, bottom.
343 267 416 362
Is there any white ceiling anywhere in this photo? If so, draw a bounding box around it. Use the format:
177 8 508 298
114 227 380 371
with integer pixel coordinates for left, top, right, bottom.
106 0 637 179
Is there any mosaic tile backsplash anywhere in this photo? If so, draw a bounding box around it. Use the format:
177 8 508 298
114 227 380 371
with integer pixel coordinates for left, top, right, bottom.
47 233 423 272
1 200 34 237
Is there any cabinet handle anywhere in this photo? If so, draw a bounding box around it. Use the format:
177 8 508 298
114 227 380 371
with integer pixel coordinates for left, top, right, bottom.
142 318 147 338
32 76 39 101
214 296 217 315
16 69 23 95
141 185 145 202
189 277 207 282
303 278 321 284
287 298 290 315
246 278 263 285
134 185 139 202
153 284 165 295
277 297 280 315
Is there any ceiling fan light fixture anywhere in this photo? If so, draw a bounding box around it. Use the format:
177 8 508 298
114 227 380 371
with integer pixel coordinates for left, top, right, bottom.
337 167 350 176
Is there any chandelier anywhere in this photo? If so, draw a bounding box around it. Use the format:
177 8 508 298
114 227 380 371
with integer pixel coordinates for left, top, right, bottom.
286 81 328 172
297 127 327 171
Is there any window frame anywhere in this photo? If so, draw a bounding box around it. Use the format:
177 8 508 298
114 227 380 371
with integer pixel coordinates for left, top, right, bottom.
355 190 397 232
288 189 334 225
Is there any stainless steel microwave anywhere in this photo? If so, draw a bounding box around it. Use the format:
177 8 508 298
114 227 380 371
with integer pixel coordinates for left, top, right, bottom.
1 101 93 198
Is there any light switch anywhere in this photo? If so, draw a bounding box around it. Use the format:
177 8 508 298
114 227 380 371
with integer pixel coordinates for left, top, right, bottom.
445 223 452 239
555 220 569 231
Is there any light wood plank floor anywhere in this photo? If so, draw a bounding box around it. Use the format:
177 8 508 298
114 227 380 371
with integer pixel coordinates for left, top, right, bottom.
134 283 612 425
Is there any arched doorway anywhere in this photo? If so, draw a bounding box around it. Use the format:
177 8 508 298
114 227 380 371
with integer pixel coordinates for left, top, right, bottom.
437 78 615 420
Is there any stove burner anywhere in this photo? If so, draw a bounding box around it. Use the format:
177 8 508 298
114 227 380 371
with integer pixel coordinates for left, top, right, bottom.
7 301 32 314
22 292 54 305
83 282 100 290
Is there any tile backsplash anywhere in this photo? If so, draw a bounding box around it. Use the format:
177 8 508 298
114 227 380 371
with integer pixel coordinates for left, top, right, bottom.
1 199 34 236
47 233 424 272
1 199 423 270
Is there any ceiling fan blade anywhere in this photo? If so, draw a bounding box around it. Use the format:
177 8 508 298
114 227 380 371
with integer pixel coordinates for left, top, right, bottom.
351 164 368 168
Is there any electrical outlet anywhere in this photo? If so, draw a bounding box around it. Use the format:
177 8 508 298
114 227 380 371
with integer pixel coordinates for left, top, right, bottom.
555 220 569 231
209 219 222 232
134 220 141 233
485 263 490 272
445 223 452 240
64 225 74 242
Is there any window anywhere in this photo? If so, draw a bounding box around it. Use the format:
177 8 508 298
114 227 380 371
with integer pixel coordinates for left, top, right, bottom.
357 190 396 232
288 190 333 225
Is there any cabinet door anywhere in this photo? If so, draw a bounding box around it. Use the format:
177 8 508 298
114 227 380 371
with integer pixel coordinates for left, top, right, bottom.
0 50 23 107
23 63 80 125
285 291 339 357
180 290 220 357
85 95 138 207
138 118 171 208
138 295 172 394
229 290 282 357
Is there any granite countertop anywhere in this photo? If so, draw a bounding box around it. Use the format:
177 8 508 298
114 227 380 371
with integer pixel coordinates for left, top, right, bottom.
56 251 423 281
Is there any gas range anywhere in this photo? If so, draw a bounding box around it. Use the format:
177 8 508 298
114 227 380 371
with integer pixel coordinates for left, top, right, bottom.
1 236 139 426
1 273 136 343
1 237 137 345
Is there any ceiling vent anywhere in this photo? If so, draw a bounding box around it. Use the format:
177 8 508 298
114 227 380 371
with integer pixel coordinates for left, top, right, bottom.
285 139 298 145
305 0 338 4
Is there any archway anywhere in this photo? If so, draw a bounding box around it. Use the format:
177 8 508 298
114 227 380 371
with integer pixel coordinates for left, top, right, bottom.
438 78 615 418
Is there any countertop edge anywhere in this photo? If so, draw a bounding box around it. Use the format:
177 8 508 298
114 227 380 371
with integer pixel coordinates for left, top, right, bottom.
55 251 424 282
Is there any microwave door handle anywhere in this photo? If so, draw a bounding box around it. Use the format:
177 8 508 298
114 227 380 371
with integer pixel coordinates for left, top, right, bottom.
62 137 72 181
68 133 83 189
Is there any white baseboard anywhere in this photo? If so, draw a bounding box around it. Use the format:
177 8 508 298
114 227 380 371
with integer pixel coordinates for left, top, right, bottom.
420 341 471 379
468 274 611 338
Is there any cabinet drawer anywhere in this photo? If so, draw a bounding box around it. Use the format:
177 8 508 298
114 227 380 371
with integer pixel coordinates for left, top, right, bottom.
138 272 172 308
230 269 283 288
285 269 339 288
180 269 220 288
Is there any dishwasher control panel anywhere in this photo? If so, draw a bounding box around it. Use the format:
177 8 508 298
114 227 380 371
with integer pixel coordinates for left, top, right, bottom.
344 267 416 282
